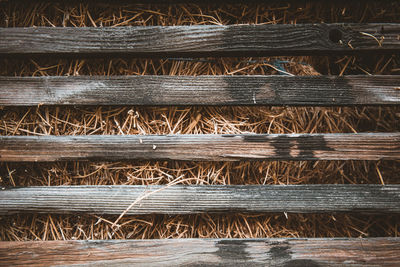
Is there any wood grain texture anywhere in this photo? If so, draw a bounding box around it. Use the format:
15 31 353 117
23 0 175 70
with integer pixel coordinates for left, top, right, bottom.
1 133 399 162
1 75 400 106
1 185 400 215
0 238 399 266
1 24 399 57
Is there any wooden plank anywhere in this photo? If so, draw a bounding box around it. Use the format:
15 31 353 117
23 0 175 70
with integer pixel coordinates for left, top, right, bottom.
1 24 399 57
1 185 399 215
1 75 400 106
0 238 399 266
0 133 399 162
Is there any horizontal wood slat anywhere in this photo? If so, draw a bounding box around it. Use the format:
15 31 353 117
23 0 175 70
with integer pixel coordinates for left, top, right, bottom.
1 185 399 215
1 75 400 106
1 133 399 162
0 238 399 266
1 24 399 57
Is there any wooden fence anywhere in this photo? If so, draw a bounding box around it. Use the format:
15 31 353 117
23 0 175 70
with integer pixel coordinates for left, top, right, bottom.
0 8 399 267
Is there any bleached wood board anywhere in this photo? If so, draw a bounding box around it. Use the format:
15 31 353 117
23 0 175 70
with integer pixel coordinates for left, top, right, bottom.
1 185 399 215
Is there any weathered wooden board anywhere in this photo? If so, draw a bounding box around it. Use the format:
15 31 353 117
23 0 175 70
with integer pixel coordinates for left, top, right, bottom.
1 24 399 57
0 238 399 266
1 133 399 162
1 185 399 215
1 75 400 106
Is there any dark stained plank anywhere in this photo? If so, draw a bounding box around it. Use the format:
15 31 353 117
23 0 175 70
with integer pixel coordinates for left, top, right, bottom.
0 238 399 266
1 185 400 215
0 133 399 162
1 24 399 57
1 75 400 106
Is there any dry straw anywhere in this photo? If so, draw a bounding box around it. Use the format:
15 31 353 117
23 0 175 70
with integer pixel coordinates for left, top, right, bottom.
0 1 399 240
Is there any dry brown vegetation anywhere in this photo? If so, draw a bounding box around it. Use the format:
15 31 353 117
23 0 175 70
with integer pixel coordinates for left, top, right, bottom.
0 0 399 241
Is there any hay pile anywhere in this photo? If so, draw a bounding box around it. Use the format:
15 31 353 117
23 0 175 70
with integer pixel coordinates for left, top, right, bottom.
0 1 399 241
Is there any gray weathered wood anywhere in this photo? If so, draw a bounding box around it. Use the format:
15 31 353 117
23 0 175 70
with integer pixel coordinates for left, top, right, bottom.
1 75 400 106
1 24 399 57
0 133 399 162
0 238 399 266
1 185 399 215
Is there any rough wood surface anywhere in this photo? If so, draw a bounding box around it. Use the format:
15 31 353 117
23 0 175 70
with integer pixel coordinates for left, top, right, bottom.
1 185 400 215
1 75 400 106
0 238 399 266
1 24 399 57
1 133 399 162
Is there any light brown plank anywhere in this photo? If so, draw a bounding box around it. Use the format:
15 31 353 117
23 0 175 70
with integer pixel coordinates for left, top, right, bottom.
0 238 399 266
1 133 399 162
